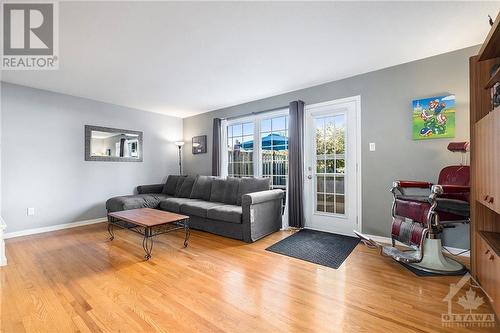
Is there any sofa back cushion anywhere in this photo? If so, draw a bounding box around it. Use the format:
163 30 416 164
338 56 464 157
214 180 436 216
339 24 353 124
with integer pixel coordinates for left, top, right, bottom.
176 175 197 198
210 177 242 204
236 177 271 205
162 175 185 195
223 177 241 205
209 178 226 203
190 175 214 201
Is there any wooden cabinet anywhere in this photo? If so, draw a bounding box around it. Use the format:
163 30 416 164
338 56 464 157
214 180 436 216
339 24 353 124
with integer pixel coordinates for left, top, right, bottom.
474 108 500 214
477 233 500 316
470 11 500 318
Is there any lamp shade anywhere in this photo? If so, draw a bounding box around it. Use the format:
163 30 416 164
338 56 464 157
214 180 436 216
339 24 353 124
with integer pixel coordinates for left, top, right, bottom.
174 141 185 147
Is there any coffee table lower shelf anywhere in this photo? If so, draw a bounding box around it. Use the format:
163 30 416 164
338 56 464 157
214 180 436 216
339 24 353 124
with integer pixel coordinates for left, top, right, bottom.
107 215 190 260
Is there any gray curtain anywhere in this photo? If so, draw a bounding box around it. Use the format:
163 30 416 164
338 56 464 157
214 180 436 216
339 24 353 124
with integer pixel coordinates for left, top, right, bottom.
119 138 126 157
212 118 222 176
288 100 305 228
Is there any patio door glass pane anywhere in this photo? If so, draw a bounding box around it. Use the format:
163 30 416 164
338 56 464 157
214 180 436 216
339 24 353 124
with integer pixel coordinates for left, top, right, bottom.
314 114 346 215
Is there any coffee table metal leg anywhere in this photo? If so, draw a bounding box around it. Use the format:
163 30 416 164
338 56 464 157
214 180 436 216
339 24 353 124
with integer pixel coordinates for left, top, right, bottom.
107 223 114 241
183 219 190 248
142 227 153 260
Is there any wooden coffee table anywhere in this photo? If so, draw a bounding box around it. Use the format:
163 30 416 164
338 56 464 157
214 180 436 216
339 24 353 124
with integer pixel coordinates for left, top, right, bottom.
107 208 190 260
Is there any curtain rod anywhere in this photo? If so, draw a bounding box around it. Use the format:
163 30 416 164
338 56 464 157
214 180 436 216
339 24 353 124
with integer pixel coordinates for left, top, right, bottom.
221 105 289 121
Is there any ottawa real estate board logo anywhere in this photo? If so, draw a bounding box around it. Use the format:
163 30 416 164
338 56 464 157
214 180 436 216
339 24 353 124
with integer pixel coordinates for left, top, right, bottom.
2 2 59 70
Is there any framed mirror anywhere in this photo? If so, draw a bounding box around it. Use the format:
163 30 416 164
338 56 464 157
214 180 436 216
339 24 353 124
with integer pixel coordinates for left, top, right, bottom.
85 125 143 162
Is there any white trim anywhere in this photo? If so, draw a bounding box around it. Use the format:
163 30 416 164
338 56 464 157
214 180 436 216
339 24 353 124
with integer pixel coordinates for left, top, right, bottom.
364 234 470 257
0 216 7 266
303 95 362 234
3 217 106 239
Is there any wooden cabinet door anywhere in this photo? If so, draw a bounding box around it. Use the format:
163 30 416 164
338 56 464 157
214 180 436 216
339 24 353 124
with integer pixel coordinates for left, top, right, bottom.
477 235 500 315
474 112 496 211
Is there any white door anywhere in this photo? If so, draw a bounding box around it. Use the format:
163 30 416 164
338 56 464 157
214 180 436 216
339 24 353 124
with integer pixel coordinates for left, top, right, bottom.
304 97 360 236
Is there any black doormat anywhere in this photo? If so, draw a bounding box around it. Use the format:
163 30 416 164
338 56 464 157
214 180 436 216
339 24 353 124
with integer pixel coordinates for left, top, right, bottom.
399 261 468 277
266 229 360 269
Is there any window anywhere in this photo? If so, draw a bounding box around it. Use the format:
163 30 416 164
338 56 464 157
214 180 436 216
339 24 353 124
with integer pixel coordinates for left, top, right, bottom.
227 122 254 177
260 115 288 190
224 111 288 191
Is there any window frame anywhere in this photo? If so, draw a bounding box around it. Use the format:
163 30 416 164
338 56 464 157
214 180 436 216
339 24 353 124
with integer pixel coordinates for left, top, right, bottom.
223 108 289 185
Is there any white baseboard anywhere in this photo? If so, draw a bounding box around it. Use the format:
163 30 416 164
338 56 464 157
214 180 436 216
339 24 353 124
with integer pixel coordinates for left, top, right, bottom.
3 217 107 239
0 216 6 266
364 234 470 257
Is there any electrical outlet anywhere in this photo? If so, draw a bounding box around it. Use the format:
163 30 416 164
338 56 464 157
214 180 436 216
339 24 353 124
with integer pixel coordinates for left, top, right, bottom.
27 207 35 216
369 142 376 151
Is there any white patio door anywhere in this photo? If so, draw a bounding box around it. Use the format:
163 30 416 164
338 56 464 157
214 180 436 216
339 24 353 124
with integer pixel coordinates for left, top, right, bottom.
304 97 361 236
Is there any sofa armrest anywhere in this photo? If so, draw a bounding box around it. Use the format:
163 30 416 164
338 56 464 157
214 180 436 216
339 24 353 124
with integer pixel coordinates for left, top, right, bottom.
241 189 284 205
137 184 164 194
241 190 284 243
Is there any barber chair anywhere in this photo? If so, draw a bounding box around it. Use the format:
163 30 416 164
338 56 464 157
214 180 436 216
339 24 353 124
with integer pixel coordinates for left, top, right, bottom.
355 142 470 274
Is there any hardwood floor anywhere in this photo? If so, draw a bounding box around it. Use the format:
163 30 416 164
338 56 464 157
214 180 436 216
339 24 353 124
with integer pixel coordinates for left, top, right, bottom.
1 223 497 332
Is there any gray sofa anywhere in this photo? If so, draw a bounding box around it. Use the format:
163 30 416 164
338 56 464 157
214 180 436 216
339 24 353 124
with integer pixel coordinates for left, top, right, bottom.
106 175 284 243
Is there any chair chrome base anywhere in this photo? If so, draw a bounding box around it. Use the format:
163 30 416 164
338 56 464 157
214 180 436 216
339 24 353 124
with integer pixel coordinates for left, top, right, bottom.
406 238 465 274
355 232 466 275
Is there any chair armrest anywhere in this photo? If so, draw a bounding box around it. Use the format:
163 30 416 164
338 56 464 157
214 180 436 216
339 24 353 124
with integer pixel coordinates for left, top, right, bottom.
137 184 164 194
394 180 433 189
435 184 470 194
431 184 470 203
241 189 284 205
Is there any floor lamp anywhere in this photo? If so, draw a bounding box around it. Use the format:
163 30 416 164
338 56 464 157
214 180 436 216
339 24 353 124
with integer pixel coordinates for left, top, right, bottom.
174 141 185 175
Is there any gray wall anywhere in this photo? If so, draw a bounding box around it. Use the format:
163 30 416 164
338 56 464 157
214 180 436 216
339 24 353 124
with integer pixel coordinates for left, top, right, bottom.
183 46 478 249
1 83 183 233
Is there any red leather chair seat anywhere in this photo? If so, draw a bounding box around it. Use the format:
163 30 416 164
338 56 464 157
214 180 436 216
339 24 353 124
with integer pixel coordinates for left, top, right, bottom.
394 199 464 224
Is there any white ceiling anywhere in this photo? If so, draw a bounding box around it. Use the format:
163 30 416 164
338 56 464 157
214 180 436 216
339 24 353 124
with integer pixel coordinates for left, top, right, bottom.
2 1 499 118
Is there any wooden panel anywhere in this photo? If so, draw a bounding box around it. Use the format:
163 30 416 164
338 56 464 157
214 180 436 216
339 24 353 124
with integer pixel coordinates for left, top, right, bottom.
478 12 500 61
469 55 500 279
108 208 189 227
485 66 500 88
479 231 500 256
477 234 500 316
474 113 495 211
495 107 500 213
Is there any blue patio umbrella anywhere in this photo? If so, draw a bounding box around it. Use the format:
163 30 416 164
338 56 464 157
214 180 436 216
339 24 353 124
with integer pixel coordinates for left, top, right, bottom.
240 133 288 150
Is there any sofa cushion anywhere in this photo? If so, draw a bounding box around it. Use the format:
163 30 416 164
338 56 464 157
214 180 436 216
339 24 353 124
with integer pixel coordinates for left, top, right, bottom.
162 175 184 195
178 175 197 198
236 177 271 205
210 178 226 202
207 205 242 224
106 194 170 212
190 175 214 201
174 177 187 197
223 177 241 205
159 197 199 213
180 200 224 218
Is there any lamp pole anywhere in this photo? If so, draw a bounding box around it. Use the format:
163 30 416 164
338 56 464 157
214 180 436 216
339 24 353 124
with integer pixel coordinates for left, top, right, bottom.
174 141 185 175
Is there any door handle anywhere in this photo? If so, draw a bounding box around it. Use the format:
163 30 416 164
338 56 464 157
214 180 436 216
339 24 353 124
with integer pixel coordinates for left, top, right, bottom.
307 175 312 180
